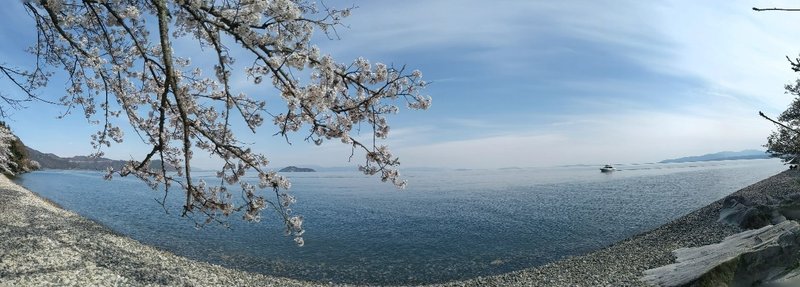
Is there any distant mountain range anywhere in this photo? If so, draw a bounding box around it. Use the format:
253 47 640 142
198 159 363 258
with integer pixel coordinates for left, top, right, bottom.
27 146 333 172
660 149 771 163
26 145 774 172
25 147 171 171
26 147 127 170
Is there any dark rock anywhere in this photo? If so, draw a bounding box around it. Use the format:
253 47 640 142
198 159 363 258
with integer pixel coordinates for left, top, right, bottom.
720 193 800 229
739 206 774 229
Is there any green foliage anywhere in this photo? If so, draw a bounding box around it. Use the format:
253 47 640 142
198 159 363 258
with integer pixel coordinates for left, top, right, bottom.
692 257 739 287
766 128 800 161
765 58 800 162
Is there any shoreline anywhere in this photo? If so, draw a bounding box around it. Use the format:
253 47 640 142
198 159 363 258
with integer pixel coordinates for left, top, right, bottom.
431 170 798 287
1 170 794 286
0 174 321 286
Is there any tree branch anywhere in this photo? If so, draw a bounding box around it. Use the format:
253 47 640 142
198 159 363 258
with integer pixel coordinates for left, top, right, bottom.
760 111 800 134
753 7 800 12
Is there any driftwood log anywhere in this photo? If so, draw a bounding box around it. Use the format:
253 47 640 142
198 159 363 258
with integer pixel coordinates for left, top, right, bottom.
641 220 800 286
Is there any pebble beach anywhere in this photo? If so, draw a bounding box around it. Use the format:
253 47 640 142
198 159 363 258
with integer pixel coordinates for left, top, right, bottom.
1 170 797 286
0 175 317 287
432 170 799 287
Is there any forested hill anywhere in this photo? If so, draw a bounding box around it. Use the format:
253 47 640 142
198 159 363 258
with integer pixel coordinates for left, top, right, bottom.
279 166 316 172
24 147 168 171
25 147 127 170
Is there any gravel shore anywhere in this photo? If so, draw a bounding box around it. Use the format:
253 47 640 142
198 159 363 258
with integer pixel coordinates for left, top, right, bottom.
0 175 321 287
1 170 796 286
430 170 800 287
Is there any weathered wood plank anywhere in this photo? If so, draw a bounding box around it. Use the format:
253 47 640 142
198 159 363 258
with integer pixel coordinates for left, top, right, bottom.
641 220 800 286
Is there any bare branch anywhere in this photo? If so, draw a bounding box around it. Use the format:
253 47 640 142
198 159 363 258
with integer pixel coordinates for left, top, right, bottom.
760 111 800 134
753 7 800 12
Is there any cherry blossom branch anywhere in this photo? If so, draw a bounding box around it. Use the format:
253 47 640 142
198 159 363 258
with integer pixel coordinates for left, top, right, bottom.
13 0 430 247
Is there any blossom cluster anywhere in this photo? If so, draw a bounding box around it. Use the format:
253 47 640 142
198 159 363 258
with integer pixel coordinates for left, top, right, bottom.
0 125 19 175
22 0 430 245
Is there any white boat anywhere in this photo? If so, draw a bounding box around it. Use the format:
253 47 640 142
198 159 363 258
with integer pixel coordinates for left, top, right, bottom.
600 165 615 172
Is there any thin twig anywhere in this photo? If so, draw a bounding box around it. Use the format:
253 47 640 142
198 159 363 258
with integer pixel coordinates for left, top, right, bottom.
753 7 800 12
760 111 800 134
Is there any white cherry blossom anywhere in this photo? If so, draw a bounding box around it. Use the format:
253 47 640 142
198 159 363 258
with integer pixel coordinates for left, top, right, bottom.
2 0 431 246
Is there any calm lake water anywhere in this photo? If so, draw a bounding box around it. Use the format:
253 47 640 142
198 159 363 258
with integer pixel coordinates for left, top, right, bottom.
15 159 785 284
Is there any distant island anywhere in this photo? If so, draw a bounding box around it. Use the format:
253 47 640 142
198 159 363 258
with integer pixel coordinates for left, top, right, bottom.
279 166 316 172
660 149 771 163
498 167 523 170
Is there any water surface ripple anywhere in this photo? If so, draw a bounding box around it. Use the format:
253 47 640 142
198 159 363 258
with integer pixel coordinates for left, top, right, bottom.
16 159 785 284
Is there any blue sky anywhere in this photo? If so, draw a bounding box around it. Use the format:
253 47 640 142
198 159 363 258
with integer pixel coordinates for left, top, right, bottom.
2 1 800 169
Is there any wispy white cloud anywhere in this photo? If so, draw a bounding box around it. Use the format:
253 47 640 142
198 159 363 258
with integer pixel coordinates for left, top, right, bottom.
641 1 800 112
443 118 496 129
4 0 799 169
396 105 771 168
330 0 799 109
316 0 799 168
